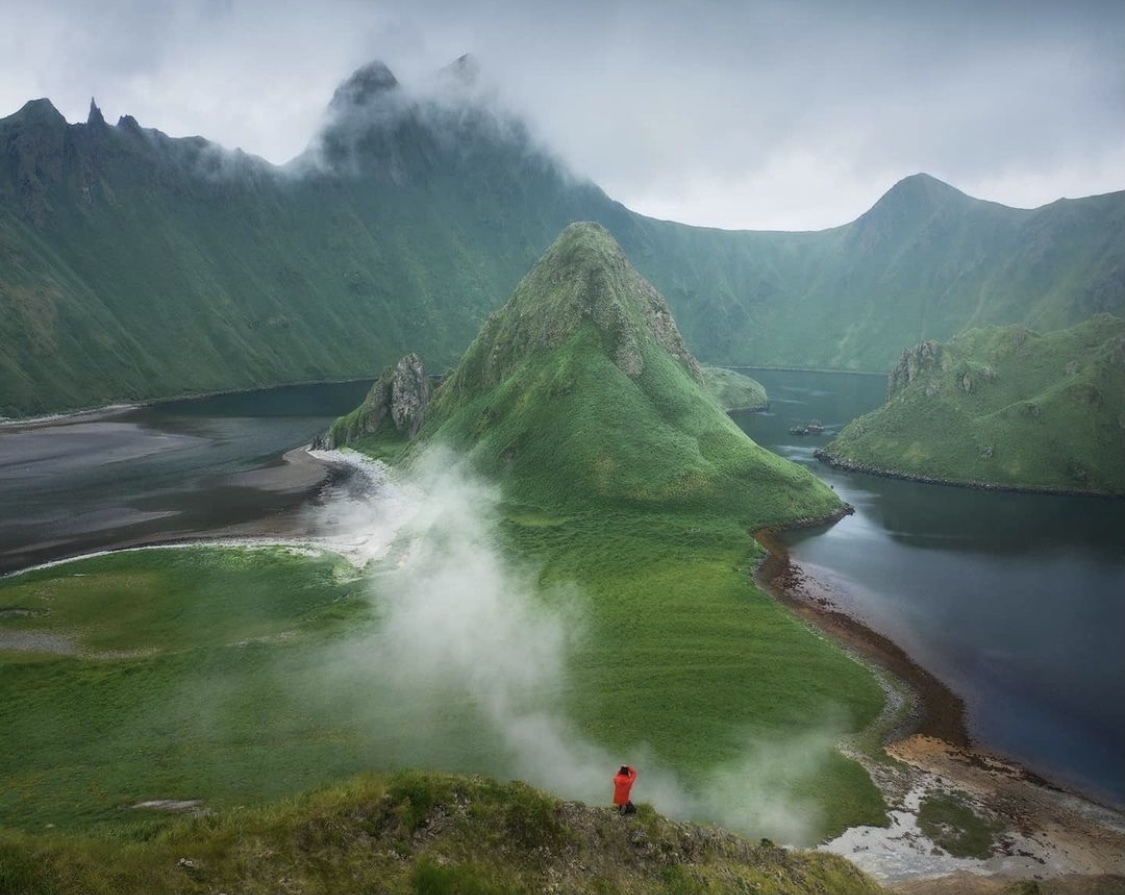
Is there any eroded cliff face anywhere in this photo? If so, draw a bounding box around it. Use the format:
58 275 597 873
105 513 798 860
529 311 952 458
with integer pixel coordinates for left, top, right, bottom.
887 339 945 398
319 353 431 448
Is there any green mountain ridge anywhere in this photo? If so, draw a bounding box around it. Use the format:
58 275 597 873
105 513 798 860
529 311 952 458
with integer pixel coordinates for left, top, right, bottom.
1 58 1121 416
413 222 842 527
817 314 1125 495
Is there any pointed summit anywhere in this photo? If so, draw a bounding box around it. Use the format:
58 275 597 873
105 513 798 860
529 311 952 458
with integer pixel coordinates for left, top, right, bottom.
878 173 968 207
424 223 843 524
438 53 481 88
87 98 106 127
328 60 400 112
847 173 977 251
449 222 701 396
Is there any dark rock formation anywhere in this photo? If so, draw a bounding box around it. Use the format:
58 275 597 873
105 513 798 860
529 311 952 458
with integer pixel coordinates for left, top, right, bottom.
317 353 431 449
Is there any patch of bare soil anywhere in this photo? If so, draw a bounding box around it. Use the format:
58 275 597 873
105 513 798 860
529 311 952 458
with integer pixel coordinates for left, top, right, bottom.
754 528 1125 895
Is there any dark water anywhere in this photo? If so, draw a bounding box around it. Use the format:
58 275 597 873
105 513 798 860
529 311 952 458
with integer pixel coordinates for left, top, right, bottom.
733 368 1125 809
0 381 371 574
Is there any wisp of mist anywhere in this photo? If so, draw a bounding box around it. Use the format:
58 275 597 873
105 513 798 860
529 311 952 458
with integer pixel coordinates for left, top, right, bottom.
310 445 835 844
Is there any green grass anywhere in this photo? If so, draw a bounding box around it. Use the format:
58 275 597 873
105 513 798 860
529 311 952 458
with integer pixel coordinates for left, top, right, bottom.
916 792 1001 859
0 771 883 895
0 520 885 841
820 315 1125 494
1 223 887 876
498 507 887 836
700 365 768 411
423 224 842 527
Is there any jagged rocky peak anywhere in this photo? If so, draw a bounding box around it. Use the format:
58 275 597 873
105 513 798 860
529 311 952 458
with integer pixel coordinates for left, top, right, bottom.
87 98 106 127
328 60 401 112
115 114 143 135
439 53 481 88
319 353 432 449
452 222 703 393
888 339 944 397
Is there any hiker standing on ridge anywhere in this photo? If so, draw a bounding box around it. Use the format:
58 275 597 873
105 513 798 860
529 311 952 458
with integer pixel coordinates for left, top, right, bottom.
613 764 637 815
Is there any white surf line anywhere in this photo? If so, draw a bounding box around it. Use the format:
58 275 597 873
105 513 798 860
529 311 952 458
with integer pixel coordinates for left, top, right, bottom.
1 450 415 579
0 403 141 428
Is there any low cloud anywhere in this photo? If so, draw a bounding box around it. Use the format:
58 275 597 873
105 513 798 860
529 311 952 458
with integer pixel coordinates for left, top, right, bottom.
1 0 1119 229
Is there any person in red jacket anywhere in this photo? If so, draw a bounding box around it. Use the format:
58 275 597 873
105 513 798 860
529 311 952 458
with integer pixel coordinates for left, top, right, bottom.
613 764 637 815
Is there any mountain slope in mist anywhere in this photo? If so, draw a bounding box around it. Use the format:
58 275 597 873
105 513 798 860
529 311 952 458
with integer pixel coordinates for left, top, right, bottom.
420 221 842 527
1 58 1120 416
818 314 1125 494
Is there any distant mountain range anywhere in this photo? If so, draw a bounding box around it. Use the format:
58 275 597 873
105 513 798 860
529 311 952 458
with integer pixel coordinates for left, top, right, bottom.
1 56 1121 416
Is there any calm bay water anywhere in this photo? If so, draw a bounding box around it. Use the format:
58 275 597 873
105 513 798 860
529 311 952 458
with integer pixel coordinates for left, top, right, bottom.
0 381 371 574
733 369 1125 809
2 374 1122 808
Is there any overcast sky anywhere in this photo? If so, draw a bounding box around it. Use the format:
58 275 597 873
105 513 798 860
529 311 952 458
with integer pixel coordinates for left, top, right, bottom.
1 0 1121 230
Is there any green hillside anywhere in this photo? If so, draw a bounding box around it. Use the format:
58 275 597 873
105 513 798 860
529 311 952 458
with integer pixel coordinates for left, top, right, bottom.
817 315 1125 494
0 772 879 895
0 58 1121 416
420 222 841 526
701 365 768 411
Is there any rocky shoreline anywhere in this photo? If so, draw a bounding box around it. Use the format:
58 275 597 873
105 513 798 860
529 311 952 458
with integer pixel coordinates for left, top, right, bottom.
814 449 1125 500
753 524 1125 892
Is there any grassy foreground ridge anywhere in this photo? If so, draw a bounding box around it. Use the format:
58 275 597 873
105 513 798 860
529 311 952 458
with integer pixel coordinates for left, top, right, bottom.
0 772 881 894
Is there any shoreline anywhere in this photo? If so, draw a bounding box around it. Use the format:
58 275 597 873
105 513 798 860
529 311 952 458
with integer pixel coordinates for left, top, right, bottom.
0 377 375 430
0 403 141 431
814 449 1125 500
752 525 1125 890
753 526 970 748
0 446 352 578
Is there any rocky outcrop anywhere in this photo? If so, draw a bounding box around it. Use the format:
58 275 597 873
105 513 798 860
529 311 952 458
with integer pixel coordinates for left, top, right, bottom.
888 340 943 398
317 353 431 449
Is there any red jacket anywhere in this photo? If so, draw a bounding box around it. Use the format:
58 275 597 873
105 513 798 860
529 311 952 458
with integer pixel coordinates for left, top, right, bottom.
613 766 637 805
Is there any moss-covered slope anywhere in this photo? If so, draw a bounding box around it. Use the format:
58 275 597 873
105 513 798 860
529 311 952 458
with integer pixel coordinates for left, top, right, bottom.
423 222 842 528
817 315 1125 495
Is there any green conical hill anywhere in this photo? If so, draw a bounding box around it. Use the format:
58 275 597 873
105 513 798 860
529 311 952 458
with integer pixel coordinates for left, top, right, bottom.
425 223 842 527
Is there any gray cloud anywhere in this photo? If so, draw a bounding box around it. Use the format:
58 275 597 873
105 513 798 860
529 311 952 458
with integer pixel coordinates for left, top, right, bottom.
1 0 1121 229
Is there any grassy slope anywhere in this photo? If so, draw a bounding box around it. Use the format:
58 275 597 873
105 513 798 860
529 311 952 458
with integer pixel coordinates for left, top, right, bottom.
819 315 1125 494
0 537 883 844
0 772 881 895
701 365 769 411
0 91 1121 416
424 222 841 526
